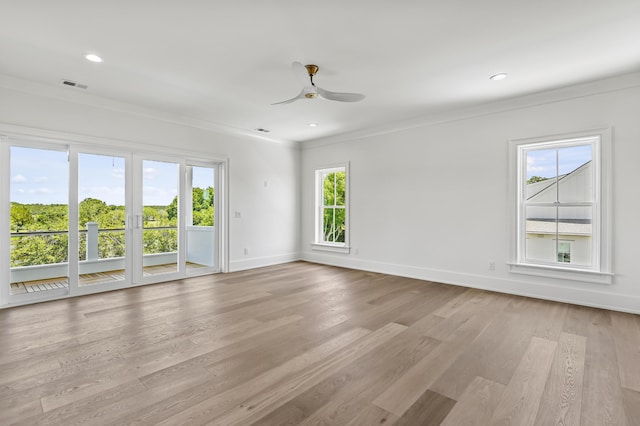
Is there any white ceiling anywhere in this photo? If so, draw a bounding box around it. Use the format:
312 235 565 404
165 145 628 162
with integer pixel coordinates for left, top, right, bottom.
1 1 639 143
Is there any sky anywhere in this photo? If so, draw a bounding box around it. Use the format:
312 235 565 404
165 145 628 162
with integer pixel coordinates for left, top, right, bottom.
10 147 214 206
526 144 592 180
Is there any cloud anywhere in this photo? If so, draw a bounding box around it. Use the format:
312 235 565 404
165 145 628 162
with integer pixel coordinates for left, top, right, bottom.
143 167 159 180
111 168 125 180
11 174 26 183
34 176 49 183
28 188 52 195
79 186 125 204
143 186 177 205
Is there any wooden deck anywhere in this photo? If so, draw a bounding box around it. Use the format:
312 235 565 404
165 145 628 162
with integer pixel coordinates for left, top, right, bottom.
10 263 208 295
1 261 638 425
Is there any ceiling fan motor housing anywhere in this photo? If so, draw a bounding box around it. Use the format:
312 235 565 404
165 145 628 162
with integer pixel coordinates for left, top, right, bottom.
305 64 319 77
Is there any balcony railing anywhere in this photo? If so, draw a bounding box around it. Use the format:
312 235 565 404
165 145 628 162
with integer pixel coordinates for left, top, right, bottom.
10 223 214 285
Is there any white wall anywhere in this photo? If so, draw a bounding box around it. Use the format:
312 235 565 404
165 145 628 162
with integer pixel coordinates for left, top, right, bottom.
0 83 301 273
301 74 640 314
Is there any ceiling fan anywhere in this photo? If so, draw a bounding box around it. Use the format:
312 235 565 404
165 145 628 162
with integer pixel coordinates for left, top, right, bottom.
272 62 365 105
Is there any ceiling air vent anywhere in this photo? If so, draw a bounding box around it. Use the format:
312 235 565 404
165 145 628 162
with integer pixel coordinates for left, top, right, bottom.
60 79 88 90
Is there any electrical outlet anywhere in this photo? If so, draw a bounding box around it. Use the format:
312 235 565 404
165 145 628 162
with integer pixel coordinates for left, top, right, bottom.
488 261 495 271
234 211 241 218
243 248 248 256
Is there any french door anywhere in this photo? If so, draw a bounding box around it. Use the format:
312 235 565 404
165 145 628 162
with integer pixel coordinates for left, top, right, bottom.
2 138 223 306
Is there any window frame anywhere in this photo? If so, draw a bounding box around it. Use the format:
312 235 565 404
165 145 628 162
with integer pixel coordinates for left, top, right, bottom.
508 128 613 284
312 163 350 254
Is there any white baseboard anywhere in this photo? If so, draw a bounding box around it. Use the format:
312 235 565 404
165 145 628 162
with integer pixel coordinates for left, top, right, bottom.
301 252 640 315
229 252 302 272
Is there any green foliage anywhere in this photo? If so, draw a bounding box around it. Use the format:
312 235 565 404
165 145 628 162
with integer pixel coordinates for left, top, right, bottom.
143 229 178 254
11 202 68 267
10 203 33 231
79 198 108 227
167 186 214 226
10 187 214 267
322 172 346 243
527 176 549 184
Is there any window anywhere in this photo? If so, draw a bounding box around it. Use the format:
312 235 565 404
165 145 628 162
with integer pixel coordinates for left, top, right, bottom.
313 164 349 253
557 241 571 263
509 129 612 284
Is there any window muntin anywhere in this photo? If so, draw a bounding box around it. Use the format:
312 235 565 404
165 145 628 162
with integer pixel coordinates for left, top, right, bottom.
518 137 597 270
314 165 349 250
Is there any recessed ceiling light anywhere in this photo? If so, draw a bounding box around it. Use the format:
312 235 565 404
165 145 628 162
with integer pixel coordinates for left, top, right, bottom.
308 122 318 128
84 53 103 63
489 73 508 81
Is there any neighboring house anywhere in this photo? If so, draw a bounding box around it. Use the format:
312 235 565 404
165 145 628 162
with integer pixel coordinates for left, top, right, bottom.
525 161 592 266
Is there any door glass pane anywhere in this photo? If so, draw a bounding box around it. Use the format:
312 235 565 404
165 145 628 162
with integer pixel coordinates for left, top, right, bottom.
78 153 126 286
187 165 216 273
10 146 69 295
143 160 179 277
558 144 593 203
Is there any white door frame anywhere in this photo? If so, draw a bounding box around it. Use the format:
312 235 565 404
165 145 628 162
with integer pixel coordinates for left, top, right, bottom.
0 128 229 308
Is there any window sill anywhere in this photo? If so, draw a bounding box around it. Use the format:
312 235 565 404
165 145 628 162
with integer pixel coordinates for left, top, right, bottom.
311 243 351 254
508 263 613 285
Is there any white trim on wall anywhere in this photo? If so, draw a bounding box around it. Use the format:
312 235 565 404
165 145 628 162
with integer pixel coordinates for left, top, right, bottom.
0 74 297 147
301 72 640 150
301 252 640 315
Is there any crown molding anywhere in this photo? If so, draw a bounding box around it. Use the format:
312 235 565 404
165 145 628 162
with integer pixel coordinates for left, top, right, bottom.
301 71 640 150
0 73 298 149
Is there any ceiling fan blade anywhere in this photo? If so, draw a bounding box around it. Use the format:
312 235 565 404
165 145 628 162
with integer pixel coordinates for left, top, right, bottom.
271 88 306 105
317 87 365 102
292 61 310 85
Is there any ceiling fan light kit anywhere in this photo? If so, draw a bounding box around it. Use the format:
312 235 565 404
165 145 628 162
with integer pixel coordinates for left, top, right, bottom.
272 62 365 105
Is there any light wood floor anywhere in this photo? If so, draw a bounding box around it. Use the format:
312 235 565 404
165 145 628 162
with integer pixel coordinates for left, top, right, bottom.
10 262 209 295
1 261 638 425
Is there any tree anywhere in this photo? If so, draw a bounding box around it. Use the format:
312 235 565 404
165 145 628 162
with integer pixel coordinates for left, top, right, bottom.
527 176 548 184
322 172 346 243
192 186 214 226
167 196 178 221
167 187 214 226
10 203 33 231
79 198 108 227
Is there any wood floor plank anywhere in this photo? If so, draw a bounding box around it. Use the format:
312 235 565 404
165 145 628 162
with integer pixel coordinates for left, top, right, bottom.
611 311 640 392
393 389 456 426
488 336 557 425
344 404 398 426
372 307 496 417
534 332 586 426
133 327 372 425
208 323 408 426
440 376 506 426
565 306 629 426
429 306 516 400
294 330 441 425
622 388 640 426
16 379 146 426
0 262 638 425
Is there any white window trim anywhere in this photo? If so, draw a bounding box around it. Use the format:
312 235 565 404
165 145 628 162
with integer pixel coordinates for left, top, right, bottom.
312 162 350 254
508 127 613 284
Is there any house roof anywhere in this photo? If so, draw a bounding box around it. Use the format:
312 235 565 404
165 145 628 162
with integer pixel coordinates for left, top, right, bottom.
526 161 592 201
